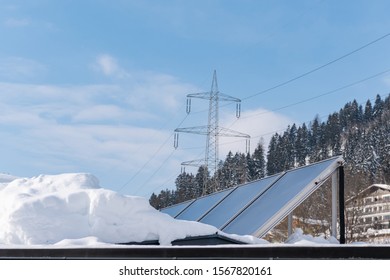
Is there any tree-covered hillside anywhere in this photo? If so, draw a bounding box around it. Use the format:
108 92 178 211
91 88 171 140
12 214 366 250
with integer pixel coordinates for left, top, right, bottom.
150 94 390 212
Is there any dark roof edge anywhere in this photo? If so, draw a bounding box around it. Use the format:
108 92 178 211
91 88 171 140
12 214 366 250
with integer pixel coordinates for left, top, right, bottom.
117 233 247 246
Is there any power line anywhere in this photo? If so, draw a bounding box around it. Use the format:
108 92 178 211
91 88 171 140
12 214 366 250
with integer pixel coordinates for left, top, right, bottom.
117 114 189 193
240 68 390 120
132 148 177 195
143 148 207 196
242 32 390 101
146 170 181 197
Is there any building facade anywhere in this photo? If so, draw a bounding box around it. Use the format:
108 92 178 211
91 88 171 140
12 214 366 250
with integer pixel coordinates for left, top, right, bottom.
347 184 390 241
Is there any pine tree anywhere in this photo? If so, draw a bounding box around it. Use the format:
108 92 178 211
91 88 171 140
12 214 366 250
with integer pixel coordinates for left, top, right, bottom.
373 94 384 118
249 139 266 180
149 193 159 209
267 134 282 175
309 116 323 162
220 151 235 189
233 152 248 185
295 123 310 166
364 99 373 123
175 172 197 202
195 165 210 194
325 112 342 156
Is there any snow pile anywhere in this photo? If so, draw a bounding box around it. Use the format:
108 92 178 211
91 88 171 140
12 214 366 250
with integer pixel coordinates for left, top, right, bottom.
285 228 339 245
0 173 224 246
0 173 19 187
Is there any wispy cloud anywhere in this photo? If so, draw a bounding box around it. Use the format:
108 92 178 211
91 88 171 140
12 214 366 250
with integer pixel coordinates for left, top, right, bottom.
0 57 47 81
4 17 30 28
93 54 198 111
94 54 130 78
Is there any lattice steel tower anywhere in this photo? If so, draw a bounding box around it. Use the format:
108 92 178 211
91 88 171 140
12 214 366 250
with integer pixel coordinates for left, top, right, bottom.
174 70 250 194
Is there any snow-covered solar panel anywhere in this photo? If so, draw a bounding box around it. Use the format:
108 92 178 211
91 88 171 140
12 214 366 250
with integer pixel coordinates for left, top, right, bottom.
160 199 194 218
175 188 233 221
199 174 281 228
222 156 342 237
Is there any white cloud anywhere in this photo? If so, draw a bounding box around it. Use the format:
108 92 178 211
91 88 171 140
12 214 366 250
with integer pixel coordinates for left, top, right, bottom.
94 54 131 79
127 72 198 110
219 108 295 156
96 54 118 76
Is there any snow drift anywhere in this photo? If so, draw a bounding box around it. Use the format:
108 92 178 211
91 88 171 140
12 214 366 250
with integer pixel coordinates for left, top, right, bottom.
0 173 222 246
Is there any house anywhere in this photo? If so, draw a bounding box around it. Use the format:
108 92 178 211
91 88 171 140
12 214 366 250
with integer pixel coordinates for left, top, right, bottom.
347 184 390 241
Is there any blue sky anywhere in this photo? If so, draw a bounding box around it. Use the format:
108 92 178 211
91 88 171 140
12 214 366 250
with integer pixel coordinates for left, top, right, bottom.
1 0 390 198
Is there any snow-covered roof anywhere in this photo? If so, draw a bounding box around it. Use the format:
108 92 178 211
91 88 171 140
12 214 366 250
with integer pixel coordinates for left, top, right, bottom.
356 184 390 198
0 173 19 184
0 173 268 246
370 184 390 192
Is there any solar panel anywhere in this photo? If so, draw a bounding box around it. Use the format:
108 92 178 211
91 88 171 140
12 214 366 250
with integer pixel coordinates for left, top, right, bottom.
175 188 233 221
199 174 281 228
222 156 342 237
160 199 194 217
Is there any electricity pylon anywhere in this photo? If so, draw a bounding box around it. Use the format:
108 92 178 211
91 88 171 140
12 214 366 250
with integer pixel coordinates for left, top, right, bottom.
174 70 250 194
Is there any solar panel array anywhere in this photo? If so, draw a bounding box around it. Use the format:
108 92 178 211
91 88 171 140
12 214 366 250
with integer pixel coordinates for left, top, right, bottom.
161 156 342 238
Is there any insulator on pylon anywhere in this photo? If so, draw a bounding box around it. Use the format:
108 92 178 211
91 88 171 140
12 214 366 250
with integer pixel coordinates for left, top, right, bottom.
236 102 241 118
174 133 179 149
246 138 250 154
186 98 191 114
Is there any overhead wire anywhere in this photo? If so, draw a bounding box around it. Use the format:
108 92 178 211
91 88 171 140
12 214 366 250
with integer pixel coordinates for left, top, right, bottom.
239 68 390 120
241 31 390 101
132 148 177 196
116 114 189 193
144 148 206 197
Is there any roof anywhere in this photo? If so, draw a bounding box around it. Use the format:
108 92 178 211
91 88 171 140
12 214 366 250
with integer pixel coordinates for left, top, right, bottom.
347 184 390 203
